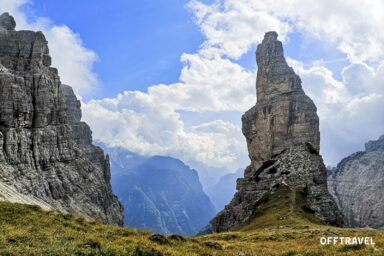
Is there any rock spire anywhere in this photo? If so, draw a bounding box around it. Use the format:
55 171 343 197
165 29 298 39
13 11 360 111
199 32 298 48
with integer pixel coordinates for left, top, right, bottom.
243 31 320 177
211 32 345 232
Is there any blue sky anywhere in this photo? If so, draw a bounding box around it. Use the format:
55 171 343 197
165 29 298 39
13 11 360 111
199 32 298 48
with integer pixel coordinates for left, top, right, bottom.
21 0 347 100
2 0 384 177
22 0 206 100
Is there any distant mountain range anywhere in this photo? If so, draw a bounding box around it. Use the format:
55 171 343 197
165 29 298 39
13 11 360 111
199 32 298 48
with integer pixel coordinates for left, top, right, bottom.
185 160 230 191
205 168 243 213
97 143 216 235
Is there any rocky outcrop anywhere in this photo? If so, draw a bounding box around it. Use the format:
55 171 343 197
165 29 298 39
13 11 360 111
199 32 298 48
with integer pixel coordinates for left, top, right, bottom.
365 135 384 152
328 135 384 229
212 143 345 232
0 13 123 225
211 32 345 232
0 13 15 31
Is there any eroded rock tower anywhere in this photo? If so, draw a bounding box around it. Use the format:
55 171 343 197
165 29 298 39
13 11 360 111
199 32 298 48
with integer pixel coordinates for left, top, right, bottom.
211 32 345 232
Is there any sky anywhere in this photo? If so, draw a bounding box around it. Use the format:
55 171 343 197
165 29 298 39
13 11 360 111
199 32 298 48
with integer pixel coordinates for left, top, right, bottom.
1 0 384 175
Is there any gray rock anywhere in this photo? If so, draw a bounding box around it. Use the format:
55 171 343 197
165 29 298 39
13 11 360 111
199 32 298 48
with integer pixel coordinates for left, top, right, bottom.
0 13 16 31
204 241 222 250
242 31 320 177
365 135 384 152
148 234 170 245
0 13 123 226
211 32 345 232
328 135 384 229
212 144 345 232
167 234 186 242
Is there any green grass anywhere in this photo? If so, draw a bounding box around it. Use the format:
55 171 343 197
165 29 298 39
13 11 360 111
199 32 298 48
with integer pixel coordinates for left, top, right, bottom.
235 185 324 231
0 187 383 256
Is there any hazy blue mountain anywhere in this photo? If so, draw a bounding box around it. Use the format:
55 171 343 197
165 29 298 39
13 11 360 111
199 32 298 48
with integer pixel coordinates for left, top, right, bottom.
205 168 243 213
186 160 230 190
97 142 216 235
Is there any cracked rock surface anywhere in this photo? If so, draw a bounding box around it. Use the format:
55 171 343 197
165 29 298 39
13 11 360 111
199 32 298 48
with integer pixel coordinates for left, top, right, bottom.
0 13 123 225
328 135 384 229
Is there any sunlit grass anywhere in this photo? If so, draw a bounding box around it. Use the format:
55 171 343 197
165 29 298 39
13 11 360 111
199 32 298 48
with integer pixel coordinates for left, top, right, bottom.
0 187 383 256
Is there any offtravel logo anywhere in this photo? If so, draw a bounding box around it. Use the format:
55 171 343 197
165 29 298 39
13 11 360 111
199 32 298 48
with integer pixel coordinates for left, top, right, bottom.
320 237 375 245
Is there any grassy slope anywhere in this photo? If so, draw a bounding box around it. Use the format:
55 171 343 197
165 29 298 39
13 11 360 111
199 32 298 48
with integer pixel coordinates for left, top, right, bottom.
0 187 383 256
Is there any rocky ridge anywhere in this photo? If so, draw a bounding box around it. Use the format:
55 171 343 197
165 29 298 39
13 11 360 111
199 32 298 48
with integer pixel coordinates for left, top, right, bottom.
0 13 123 225
211 32 345 232
328 135 384 229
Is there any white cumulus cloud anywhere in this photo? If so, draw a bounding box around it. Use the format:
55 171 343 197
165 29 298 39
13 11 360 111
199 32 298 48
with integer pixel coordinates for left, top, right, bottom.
4 0 384 172
186 0 384 167
80 0 384 169
82 92 248 169
148 54 255 112
189 0 384 62
288 58 384 165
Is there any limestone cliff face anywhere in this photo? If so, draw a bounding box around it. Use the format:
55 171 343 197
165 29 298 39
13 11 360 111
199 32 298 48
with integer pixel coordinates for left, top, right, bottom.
211 32 345 232
0 13 123 225
328 135 384 229
61 84 112 184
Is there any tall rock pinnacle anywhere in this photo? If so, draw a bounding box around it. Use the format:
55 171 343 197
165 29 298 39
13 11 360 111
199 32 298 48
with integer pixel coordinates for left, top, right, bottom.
243 31 320 177
256 31 302 101
211 32 345 232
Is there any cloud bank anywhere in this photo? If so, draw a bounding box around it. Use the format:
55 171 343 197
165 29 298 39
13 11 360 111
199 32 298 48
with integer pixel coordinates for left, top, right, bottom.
189 0 384 63
82 54 253 169
4 0 384 172
289 59 384 164
84 0 384 168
